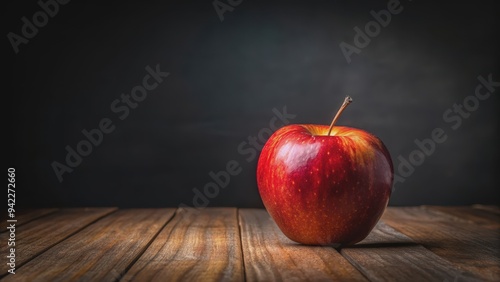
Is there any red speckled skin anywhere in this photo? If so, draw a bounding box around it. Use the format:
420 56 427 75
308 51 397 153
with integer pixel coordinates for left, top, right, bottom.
257 124 393 246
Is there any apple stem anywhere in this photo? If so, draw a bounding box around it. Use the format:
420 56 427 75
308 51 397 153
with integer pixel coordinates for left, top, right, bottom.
327 96 353 136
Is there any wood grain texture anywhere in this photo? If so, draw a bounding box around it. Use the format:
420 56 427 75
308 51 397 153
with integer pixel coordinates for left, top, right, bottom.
426 206 500 229
0 208 115 277
123 208 244 282
0 208 58 232
239 209 367 281
1 206 497 281
382 206 500 281
472 205 500 215
341 221 478 282
1 209 175 282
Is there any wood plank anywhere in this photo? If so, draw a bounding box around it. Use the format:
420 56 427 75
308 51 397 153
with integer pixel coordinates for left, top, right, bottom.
123 208 244 282
239 209 367 281
1 209 175 281
0 208 58 232
340 221 478 282
0 208 116 277
426 206 500 229
382 206 500 281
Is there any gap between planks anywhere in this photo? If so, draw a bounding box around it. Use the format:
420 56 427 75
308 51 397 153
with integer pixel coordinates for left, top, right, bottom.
122 208 244 281
2 208 176 281
0 208 117 278
382 206 500 281
0 208 59 232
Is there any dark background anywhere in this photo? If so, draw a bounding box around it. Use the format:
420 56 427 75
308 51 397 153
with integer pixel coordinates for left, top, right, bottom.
4 0 500 208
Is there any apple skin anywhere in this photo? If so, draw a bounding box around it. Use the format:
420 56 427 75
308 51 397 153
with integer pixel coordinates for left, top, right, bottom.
257 124 393 246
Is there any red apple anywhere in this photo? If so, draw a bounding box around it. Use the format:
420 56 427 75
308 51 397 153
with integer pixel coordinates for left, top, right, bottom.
257 97 393 246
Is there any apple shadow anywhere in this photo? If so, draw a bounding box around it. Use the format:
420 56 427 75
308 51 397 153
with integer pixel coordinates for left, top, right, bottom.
277 234 423 250
280 241 341 248
341 242 419 249
280 241 418 250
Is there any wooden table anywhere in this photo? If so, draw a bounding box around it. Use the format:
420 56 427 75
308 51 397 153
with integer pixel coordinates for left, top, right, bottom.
1 206 498 281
